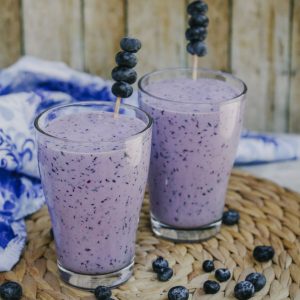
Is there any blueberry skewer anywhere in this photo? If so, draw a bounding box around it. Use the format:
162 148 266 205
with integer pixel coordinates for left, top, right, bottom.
112 37 141 117
185 0 209 80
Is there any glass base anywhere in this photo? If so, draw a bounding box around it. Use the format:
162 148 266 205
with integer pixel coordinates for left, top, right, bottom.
151 215 221 242
58 260 134 290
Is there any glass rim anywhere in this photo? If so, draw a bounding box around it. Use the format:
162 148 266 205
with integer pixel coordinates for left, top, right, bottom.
34 100 153 144
138 67 247 105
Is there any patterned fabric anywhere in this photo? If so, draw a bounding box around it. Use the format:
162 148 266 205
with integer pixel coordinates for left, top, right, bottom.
0 56 299 271
237 131 300 165
0 56 115 271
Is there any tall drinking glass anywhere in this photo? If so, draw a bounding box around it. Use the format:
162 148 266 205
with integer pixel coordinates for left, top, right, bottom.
138 68 247 242
35 101 152 289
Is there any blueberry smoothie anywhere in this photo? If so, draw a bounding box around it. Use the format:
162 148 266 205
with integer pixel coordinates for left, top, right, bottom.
36 103 152 276
139 69 246 234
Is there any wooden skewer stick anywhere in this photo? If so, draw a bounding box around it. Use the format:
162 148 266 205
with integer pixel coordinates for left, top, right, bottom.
192 55 198 80
114 96 121 118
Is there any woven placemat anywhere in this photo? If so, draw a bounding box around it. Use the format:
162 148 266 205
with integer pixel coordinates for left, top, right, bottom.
1 170 300 300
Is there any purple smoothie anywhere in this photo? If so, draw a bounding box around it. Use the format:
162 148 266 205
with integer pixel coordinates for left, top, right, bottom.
37 109 151 274
139 76 245 229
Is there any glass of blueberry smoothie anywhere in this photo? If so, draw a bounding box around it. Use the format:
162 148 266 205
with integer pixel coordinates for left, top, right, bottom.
139 68 247 242
34 101 152 289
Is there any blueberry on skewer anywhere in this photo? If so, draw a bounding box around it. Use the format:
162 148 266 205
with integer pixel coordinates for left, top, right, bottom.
185 1 209 79
112 37 141 116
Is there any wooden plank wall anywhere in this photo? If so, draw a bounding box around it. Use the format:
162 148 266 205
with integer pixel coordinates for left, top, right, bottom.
0 0 21 68
0 0 299 133
290 0 300 132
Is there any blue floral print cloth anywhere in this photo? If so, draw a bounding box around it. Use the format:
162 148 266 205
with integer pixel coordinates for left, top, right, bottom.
0 56 300 271
0 56 115 271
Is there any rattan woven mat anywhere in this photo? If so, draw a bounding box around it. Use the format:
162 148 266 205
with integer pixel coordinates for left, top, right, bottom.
1 170 300 300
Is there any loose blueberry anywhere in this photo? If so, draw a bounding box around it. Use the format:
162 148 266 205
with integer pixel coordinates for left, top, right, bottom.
115 51 137 68
253 245 275 262
215 268 231 282
245 272 266 292
111 67 137 84
94 286 112 300
157 267 173 282
120 37 141 53
222 209 240 225
185 26 207 41
111 81 133 98
202 260 215 272
168 286 189 300
188 14 209 27
187 1 208 16
0 281 22 300
152 256 169 273
203 280 220 294
234 281 255 300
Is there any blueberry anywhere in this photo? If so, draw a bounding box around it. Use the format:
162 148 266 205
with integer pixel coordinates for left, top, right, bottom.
111 67 137 84
187 41 207 56
245 272 266 292
120 37 141 53
193 41 207 56
203 280 220 294
157 267 173 281
185 26 207 41
188 14 209 27
215 268 231 282
94 286 112 300
253 245 275 262
0 281 22 300
222 209 240 225
187 42 195 55
202 260 215 272
168 286 189 300
152 256 169 273
111 81 133 98
187 1 208 16
234 281 255 300
115 51 137 68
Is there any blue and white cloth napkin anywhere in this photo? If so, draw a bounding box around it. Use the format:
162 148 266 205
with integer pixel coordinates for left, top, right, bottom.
0 56 115 271
0 56 300 272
